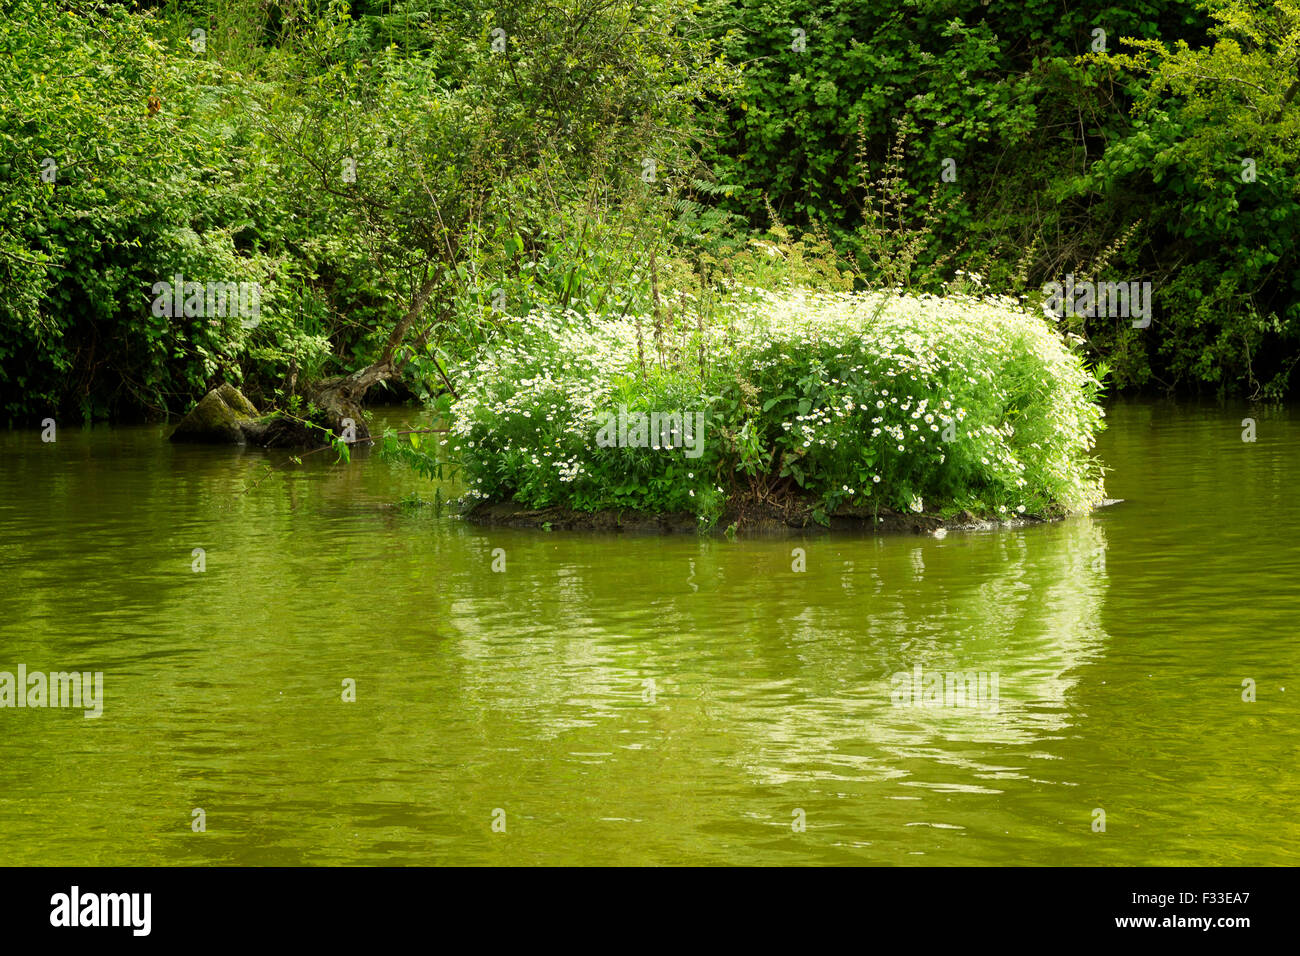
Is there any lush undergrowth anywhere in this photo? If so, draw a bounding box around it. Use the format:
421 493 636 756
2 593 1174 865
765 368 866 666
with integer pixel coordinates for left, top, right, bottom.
413 288 1108 527
4 1 1297 429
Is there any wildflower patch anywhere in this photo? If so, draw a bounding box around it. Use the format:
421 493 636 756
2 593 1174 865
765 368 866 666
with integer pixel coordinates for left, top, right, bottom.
437 288 1107 529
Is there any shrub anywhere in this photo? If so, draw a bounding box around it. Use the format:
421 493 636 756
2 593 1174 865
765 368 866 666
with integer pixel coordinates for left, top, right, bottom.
433 287 1108 527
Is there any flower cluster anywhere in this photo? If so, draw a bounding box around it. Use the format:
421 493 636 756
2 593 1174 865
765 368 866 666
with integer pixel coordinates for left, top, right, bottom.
438 288 1107 525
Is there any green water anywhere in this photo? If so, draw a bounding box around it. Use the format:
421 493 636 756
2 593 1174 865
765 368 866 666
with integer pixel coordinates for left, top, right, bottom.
1 400 1296 866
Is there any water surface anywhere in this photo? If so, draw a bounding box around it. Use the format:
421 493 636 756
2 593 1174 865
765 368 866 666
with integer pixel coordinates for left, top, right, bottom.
0 400 1296 865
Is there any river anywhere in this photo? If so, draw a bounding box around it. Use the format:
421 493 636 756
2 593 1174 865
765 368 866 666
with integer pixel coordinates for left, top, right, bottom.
0 400 1296 865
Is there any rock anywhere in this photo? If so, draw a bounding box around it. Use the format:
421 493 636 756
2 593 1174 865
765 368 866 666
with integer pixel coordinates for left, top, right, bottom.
169 384 260 444
168 381 376 448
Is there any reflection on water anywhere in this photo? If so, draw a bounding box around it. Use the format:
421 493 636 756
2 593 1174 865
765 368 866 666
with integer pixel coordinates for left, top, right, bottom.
0 400 1297 865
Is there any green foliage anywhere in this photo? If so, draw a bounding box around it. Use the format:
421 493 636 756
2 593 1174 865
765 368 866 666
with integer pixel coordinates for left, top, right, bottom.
695 0 1300 395
0 0 733 423
2 0 1297 432
1076 0 1300 396
698 0 1200 226
435 286 1107 526
0 0 335 421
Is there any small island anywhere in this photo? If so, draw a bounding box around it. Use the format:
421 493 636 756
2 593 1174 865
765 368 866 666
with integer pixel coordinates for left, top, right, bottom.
387 286 1108 535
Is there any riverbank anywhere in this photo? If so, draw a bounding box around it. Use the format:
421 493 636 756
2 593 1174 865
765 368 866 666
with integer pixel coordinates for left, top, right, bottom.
461 498 1125 536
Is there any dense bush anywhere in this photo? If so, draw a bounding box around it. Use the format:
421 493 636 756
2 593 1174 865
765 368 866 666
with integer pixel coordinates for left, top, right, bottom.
435 287 1107 526
699 0 1202 224
1073 1 1300 398
2 0 1294 432
0 0 337 421
695 0 1300 397
0 0 728 422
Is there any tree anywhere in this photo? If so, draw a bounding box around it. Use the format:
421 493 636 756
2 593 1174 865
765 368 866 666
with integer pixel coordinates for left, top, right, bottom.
1080 0 1300 396
253 0 731 441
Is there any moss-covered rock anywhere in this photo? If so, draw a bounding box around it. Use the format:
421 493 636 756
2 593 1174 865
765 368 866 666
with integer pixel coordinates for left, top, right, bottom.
169 384 259 443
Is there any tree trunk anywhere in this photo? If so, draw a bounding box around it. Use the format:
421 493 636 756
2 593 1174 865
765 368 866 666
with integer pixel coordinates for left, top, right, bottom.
257 270 443 447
